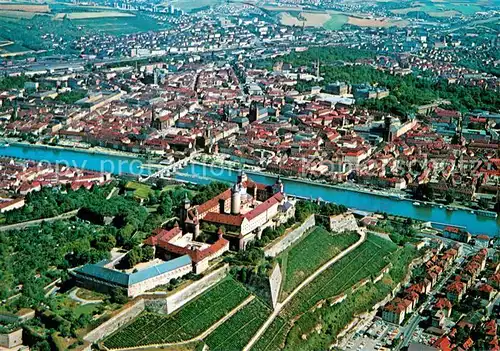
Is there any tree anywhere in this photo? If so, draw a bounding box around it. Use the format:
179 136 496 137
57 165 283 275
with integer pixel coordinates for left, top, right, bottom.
158 195 173 217
478 197 490 210
123 247 142 268
109 289 128 304
142 246 155 261
445 191 455 204
34 341 51 351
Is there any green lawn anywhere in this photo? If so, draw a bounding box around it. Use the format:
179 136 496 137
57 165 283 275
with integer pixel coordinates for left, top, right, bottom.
125 181 153 199
280 228 359 295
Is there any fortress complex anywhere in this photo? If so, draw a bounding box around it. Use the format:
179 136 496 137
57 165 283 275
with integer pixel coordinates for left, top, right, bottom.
180 171 296 251
72 172 296 296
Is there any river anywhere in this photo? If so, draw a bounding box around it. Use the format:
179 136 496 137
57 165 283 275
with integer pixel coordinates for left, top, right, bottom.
0 144 497 236
177 163 499 237
0 143 151 175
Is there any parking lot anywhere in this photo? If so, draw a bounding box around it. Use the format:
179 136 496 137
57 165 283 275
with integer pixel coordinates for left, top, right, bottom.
344 317 400 351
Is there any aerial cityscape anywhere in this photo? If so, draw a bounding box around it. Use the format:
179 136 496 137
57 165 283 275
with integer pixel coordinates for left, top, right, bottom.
0 0 498 350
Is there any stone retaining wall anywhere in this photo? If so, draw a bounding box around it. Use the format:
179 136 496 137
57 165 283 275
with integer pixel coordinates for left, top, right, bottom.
149 264 229 315
264 215 315 257
84 299 145 343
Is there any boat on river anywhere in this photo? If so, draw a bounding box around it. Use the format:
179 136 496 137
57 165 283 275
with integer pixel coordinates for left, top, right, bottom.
476 210 498 218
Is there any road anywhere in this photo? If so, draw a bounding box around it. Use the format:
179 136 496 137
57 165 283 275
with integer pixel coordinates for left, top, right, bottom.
69 288 103 305
142 152 199 182
243 229 367 351
397 255 462 350
0 209 79 232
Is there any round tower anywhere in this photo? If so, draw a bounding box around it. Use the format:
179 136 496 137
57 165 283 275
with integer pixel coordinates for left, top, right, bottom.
274 175 284 193
237 170 248 184
231 183 241 215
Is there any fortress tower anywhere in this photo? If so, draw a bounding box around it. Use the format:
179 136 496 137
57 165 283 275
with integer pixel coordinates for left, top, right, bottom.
231 183 241 215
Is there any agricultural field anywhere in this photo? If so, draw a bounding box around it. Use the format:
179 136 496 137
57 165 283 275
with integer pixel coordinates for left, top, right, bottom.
204 299 271 351
71 14 169 35
168 0 225 11
280 228 359 296
252 240 418 351
278 9 408 29
279 245 418 350
0 5 168 54
347 16 409 27
282 234 397 318
0 10 41 19
390 2 484 16
53 11 135 20
0 4 49 12
250 316 287 351
103 278 251 349
324 14 349 30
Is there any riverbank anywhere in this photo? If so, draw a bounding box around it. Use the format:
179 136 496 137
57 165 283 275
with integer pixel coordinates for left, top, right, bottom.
179 162 499 236
0 143 151 176
4 138 146 160
190 159 498 218
190 160 422 206
0 143 496 235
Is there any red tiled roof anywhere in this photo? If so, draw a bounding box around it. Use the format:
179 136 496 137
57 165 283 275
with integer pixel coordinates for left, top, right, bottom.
146 226 229 263
433 336 452 351
490 273 500 284
446 281 465 294
485 319 497 336
197 189 231 214
479 283 494 293
435 297 452 311
144 226 182 246
203 212 244 227
0 197 24 209
244 192 284 221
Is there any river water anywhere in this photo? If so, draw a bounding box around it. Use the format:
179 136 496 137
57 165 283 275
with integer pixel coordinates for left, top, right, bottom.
0 144 497 236
177 163 499 237
0 143 150 175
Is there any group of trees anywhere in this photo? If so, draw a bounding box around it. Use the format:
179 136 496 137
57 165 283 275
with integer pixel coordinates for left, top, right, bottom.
3 184 115 224
269 46 375 67
0 220 116 305
0 75 31 90
295 200 347 223
227 243 276 304
259 217 296 246
369 217 417 245
121 246 155 269
1 181 179 305
191 181 229 205
54 90 87 104
0 179 237 307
